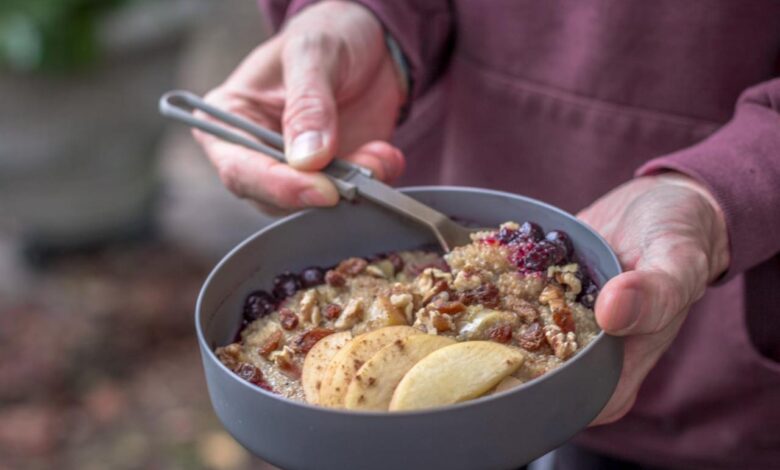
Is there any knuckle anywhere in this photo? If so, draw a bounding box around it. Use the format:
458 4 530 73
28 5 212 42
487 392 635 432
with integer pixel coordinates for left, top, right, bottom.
283 92 331 130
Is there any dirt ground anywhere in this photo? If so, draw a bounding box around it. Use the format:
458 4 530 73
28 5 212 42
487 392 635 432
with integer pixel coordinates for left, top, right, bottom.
0 241 278 470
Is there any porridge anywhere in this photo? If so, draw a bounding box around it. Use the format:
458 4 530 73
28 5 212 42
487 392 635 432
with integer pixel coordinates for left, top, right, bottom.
216 221 601 411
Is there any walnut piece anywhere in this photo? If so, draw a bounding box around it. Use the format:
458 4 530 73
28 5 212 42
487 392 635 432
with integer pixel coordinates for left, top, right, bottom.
298 290 319 324
390 293 414 324
544 324 577 359
334 298 364 330
270 346 300 378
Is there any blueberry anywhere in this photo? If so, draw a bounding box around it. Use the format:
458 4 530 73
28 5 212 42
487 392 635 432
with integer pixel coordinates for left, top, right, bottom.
300 266 325 288
272 272 302 300
545 230 573 259
518 221 544 241
243 290 276 321
578 282 600 309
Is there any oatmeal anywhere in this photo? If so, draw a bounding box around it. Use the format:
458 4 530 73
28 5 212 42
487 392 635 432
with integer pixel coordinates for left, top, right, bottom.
216 221 601 409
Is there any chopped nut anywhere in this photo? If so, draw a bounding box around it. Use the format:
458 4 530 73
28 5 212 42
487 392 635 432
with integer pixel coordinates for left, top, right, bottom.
517 323 545 351
258 330 283 357
453 268 482 291
334 298 364 330
216 343 242 370
365 265 387 278
279 308 299 330
415 268 453 301
270 346 300 378
325 270 346 287
293 328 335 354
298 290 319 323
336 257 368 276
539 283 576 333
544 324 577 359
390 293 414 324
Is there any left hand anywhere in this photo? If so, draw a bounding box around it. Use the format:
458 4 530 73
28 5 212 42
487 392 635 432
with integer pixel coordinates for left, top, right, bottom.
578 173 730 425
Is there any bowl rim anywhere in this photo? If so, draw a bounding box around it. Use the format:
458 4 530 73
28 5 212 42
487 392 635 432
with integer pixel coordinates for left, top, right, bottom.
195 185 622 418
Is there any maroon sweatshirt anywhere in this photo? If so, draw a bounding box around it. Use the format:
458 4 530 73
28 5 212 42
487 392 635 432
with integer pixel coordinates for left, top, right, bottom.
262 1 780 468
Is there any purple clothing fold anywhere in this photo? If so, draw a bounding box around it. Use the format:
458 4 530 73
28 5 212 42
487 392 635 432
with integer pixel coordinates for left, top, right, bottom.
261 1 780 468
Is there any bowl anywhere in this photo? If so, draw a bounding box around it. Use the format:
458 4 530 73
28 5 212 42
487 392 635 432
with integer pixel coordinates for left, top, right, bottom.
196 186 623 470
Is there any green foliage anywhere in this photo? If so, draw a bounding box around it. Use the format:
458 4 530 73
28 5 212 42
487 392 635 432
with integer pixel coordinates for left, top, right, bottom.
0 0 128 73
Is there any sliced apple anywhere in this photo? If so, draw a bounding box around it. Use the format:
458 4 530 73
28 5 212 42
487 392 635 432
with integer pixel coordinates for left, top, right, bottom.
389 341 524 411
492 375 523 394
344 334 456 411
301 331 352 405
319 325 422 408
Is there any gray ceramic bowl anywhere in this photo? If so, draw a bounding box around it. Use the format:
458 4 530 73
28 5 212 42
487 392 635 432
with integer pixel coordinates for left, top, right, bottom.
196 187 622 470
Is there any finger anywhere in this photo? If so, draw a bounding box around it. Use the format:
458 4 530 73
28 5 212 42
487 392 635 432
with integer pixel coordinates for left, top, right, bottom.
595 269 690 335
281 34 340 170
340 141 405 182
202 139 339 209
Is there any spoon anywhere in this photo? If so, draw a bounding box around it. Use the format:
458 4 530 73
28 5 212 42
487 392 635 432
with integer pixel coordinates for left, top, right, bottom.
159 90 480 252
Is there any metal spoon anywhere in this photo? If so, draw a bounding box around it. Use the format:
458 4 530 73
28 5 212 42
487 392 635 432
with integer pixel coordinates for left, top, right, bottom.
159 90 478 252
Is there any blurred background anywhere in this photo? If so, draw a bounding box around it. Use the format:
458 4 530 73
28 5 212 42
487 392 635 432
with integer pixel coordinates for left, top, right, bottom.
0 0 279 468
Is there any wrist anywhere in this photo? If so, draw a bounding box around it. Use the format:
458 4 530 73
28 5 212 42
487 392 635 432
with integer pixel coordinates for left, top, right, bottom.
656 172 731 282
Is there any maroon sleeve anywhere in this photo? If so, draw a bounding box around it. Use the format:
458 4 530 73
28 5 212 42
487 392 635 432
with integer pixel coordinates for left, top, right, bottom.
258 0 455 101
638 78 780 279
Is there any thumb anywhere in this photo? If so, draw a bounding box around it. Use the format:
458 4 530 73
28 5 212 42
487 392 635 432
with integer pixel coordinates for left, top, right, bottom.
281 35 340 170
595 269 692 335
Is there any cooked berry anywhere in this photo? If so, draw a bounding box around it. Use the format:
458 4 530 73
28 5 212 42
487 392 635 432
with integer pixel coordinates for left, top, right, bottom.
497 226 519 244
578 282 599 309
545 230 573 259
243 290 276 322
272 272 302 300
518 221 544 241
300 266 325 288
518 240 566 272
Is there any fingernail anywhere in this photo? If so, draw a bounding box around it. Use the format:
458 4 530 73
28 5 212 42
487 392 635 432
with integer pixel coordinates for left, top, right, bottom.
288 131 324 166
612 289 641 332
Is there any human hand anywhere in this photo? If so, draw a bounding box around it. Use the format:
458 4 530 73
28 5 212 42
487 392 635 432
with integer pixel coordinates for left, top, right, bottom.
196 1 406 213
578 173 730 425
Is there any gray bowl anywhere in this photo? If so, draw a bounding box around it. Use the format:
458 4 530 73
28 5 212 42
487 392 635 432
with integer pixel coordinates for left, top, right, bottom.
196 186 623 470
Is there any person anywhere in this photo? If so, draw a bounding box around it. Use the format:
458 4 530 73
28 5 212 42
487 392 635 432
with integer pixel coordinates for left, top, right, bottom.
193 1 780 468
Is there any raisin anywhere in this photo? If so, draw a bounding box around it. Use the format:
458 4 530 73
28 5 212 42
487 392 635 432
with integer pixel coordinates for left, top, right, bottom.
518 323 545 351
459 283 500 309
258 330 283 357
279 308 299 330
552 308 576 334
235 362 272 391
293 328 335 354
431 315 453 333
323 303 342 320
336 257 368 276
325 270 346 287
433 300 466 315
487 324 513 343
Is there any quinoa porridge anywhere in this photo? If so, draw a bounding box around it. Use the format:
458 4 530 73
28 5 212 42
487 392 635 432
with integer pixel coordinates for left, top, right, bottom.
216 221 601 410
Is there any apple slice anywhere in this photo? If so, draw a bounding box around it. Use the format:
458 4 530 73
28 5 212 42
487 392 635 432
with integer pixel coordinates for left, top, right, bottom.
301 331 352 405
319 325 422 408
344 335 456 411
389 341 524 411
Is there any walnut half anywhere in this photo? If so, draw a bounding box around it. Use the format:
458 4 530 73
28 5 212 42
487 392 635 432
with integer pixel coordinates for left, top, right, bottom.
543 324 577 360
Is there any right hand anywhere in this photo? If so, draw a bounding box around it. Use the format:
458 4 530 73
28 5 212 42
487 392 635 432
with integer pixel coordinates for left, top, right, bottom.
195 1 407 214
